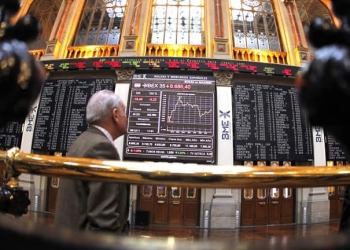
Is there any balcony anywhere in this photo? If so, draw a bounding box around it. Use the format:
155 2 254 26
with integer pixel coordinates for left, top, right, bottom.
66 45 120 58
29 49 45 60
233 48 288 64
30 44 289 65
146 44 206 58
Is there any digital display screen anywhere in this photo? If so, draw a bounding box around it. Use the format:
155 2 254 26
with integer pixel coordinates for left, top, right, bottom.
325 132 350 161
234 82 313 162
124 74 216 164
32 78 114 153
0 121 23 149
42 57 300 77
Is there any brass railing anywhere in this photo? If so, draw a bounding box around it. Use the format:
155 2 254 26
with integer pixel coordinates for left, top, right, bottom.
1 147 350 250
1 147 350 188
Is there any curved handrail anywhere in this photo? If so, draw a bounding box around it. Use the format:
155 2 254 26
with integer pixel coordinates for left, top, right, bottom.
1 147 350 188
2 147 350 249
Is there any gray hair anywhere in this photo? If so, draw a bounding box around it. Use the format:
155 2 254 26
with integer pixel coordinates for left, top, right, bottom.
86 89 121 125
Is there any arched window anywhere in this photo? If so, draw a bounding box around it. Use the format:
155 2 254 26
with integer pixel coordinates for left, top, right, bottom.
295 0 332 57
229 0 281 51
74 0 128 46
149 0 203 45
28 0 62 50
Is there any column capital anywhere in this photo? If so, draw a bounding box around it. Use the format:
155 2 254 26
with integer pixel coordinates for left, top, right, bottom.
213 71 233 86
115 69 135 81
283 0 295 7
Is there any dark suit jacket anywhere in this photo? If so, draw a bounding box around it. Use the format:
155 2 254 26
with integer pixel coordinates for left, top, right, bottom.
339 185 350 232
54 126 129 234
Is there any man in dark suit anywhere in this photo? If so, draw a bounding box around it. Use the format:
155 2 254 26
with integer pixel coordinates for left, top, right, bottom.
54 89 130 234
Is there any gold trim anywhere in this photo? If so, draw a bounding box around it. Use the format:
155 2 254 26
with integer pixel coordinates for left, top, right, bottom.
1 147 350 188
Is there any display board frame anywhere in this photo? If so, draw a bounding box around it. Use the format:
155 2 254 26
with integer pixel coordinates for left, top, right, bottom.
325 131 350 161
123 74 217 164
0 121 23 149
31 78 115 154
234 82 313 162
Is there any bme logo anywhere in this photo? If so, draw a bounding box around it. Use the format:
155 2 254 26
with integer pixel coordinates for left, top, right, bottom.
314 126 323 143
26 106 37 132
220 110 231 140
219 110 230 118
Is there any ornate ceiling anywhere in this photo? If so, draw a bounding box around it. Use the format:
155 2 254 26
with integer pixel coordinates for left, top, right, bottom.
296 0 332 23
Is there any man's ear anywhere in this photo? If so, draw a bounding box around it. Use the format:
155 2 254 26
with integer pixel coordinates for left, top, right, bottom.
112 108 119 122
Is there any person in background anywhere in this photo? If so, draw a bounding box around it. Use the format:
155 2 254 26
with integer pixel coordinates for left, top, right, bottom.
296 0 350 234
54 89 130 234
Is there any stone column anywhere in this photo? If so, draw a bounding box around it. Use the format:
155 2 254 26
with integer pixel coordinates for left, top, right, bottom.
209 71 238 229
284 0 310 64
212 0 230 59
120 0 142 56
42 0 75 60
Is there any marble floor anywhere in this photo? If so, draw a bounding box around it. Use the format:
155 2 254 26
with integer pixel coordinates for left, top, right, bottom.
19 210 342 247
1 209 344 250
130 220 340 242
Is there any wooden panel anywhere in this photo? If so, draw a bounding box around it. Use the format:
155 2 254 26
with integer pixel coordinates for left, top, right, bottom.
183 188 200 226
241 189 255 226
336 198 344 218
280 187 294 224
137 185 154 222
241 186 296 226
153 186 169 225
255 201 268 225
281 198 294 224
183 202 198 226
138 185 201 226
268 201 281 224
168 200 183 225
268 188 281 224
255 189 268 225
329 199 338 220
45 177 59 213
329 186 345 220
168 187 183 225
241 202 254 226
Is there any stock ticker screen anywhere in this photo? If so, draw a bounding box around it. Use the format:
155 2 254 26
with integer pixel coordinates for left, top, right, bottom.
325 131 350 161
32 78 115 153
0 121 23 149
123 74 217 164
234 82 314 162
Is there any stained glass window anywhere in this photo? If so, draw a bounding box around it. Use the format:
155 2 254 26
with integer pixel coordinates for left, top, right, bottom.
74 0 127 46
229 0 281 51
149 0 203 45
28 0 62 50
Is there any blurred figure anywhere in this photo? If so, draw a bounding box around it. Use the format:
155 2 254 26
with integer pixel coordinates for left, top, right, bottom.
0 0 44 127
54 90 130 234
0 0 44 218
296 0 350 233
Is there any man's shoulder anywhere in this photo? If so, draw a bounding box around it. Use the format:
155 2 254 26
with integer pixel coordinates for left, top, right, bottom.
77 127 106 140
67 128 116 158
